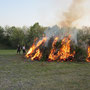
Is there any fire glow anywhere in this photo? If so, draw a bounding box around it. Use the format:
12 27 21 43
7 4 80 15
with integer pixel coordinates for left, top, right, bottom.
26 35 76 62
48 36 75 62
86 46 90 62
26 37 47 60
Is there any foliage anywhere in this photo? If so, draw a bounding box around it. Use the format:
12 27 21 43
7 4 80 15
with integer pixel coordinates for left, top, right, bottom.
74 46 87 62
26 23 46 47
0 23 46 49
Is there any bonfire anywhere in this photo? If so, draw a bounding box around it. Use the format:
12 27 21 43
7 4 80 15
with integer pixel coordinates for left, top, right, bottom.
26 37 47 60
26 35 76 62
48 35 75 62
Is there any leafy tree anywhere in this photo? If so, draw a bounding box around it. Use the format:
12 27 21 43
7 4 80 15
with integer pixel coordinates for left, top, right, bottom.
27 23 46 47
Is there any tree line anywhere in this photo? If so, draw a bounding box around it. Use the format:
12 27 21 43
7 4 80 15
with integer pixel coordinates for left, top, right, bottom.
0 22 90 50
0 23 47 49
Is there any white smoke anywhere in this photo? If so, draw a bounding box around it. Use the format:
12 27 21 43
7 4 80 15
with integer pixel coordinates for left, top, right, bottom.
44 25 78 45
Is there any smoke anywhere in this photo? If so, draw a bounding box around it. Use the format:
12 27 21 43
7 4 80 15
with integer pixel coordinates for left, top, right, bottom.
44 25 60 45
60 0 86 27
43 0 88 46
44 25 78 45
44 25 60 39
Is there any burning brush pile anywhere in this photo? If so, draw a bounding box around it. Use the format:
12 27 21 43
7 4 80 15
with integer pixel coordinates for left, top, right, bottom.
26 35 76 62
26 26 90 62
48 36 75 62
26 37 47 60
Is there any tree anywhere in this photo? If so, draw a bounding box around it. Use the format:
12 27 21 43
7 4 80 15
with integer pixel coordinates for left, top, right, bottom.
0 23 46 49
5 26 25 48
0 26 4 43
27 23 46 47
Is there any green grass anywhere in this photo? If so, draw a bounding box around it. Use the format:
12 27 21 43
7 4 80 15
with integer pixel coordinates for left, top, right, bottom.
0 50 90 90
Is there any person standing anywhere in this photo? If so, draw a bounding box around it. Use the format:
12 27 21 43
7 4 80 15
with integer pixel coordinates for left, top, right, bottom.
17 44 21 54
22 45 26 54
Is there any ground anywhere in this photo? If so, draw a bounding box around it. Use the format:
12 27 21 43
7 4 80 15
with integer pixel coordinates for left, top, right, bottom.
0 50 90 90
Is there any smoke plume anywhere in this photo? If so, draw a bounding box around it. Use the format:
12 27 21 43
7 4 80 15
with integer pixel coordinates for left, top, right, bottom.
44 25 78 45
60 0 86 27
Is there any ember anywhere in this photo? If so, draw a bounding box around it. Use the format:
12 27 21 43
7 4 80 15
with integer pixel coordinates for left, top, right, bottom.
86 46 90 62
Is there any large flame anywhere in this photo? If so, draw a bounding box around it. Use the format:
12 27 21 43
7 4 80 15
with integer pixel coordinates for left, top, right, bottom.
31 49 42 60
86 46 90 62
58 36 75 61
48 37 59 61
48 35 75 61
26 37 47 60
26 35 75 62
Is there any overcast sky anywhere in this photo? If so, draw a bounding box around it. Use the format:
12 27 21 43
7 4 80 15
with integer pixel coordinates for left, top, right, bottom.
0 0 90 27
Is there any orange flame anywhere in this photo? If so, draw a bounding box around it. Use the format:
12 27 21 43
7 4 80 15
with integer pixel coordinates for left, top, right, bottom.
48 37 59 60
26 37 47 60
48 35 75 61
31 49 42 60
86 46 90 62
58 36 75 61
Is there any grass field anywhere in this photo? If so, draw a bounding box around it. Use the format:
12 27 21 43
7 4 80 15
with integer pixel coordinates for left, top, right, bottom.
0 50 90 90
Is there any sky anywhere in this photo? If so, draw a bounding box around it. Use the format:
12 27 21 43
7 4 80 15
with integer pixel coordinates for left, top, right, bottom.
0 0 90 27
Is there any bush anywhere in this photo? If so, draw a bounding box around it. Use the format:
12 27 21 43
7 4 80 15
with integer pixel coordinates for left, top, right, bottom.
74 46 87 62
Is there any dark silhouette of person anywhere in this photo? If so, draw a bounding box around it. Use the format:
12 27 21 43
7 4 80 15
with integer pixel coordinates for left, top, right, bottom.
17 44 21 54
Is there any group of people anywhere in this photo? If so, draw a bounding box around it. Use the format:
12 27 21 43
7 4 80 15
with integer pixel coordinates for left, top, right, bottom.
17 45 26 54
